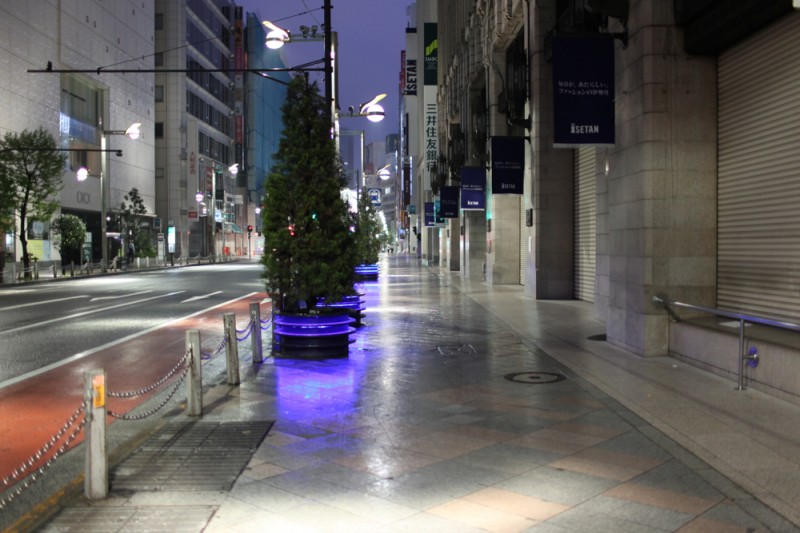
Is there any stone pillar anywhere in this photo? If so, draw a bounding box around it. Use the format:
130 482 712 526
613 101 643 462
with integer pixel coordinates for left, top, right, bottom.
462 210 486 280
604 3 717 356
484 51 521 285
526 0 575 299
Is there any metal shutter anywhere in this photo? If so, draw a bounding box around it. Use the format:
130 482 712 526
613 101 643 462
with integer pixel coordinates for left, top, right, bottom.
718 12 800 322
573 147 596 302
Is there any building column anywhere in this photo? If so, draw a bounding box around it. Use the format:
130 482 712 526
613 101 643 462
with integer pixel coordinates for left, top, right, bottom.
603 4 717 356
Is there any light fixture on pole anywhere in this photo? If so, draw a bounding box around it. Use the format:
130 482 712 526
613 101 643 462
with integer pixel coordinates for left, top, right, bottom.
263 21 290 49
99 122 141 272
342 94 387 122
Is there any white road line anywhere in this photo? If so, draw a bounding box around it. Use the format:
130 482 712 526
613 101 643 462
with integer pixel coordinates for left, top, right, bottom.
181 291 224 303
0 292 260 390
0 291 186 336
0 295 89 311
90 290 153 302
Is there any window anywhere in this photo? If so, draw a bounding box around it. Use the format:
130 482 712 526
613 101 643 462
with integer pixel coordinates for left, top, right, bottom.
155 122 164 138
154 85 164 102
155 13 163 30
154 52 164 67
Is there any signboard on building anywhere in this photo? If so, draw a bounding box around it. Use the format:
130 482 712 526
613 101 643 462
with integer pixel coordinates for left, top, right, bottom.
491 137 524 194
368 188 381 206
460 167 485 210
424 201 435 227
440 186 459 218
552 34 615 146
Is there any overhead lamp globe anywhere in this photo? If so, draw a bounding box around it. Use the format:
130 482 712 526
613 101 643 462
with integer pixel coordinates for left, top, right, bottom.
378 168 391 180
266 30 287 49
125 123 142 140
195 191 204 202
364 103 385 123
77 167 89 181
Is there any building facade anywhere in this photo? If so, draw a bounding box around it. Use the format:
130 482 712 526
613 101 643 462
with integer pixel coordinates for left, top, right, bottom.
409 0 800 402
0 0 155 267
154 0 243 259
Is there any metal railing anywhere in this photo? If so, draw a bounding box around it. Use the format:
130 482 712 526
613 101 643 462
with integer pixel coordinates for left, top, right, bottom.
653 296 800 391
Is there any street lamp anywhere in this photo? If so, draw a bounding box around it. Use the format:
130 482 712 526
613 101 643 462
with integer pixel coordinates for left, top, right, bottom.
100 122 141 272
341 94 387 122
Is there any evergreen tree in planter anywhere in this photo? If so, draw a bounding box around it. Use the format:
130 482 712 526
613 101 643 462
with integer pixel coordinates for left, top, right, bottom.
261 76 357 319
352 188 383 279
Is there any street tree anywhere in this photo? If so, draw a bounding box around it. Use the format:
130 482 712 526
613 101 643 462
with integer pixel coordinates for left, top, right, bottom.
0 128 65 279
120 187 153 257
51 213 87 267
261 76 357 312
353 188 383 266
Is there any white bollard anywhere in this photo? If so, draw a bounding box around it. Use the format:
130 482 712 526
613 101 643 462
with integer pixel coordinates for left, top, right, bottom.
84 369 108 500
223 313 240 385
250 302 263 364
186 330 203 416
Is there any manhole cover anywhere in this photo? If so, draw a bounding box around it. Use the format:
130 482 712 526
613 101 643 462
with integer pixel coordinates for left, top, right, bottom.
504 372 566 384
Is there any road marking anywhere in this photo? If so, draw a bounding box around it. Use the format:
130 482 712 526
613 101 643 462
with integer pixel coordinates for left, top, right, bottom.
181 291 224 303
0 291 186 336
0 295 89 311
90 290 153 302
0 292 261 390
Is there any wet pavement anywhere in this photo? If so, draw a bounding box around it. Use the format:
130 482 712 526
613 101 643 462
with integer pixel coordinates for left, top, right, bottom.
23 255 800 531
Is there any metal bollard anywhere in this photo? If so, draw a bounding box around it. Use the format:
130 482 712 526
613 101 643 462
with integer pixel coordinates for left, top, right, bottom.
250 302 263 364
84 369 108 500
223 313 240 385
186 330 203 416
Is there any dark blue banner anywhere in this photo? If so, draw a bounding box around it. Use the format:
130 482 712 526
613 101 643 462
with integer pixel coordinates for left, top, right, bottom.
552 34 615 146
440 186 459 218
460 167 485 210
491 137 524 194
424 202 434 227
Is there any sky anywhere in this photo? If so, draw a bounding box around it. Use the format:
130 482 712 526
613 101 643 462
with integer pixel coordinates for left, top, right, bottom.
238 0 412 145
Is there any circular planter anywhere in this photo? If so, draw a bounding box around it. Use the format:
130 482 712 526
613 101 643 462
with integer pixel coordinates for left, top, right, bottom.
317 294 366 327
354 263 379 280
273 312 356 359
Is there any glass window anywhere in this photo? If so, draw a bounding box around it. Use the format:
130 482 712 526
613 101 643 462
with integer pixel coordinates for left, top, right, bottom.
155 85 164 102
155 122 164 138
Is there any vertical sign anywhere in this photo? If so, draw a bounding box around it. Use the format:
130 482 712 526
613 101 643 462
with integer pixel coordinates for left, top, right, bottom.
440 186 459 218
460 167 485 210
552 34 615 146
423 23 438 192
491 137 524 194
424 202 435 227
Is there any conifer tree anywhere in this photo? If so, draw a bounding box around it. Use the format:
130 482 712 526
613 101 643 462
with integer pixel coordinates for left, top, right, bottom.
353 188 383 266
261 76 356 312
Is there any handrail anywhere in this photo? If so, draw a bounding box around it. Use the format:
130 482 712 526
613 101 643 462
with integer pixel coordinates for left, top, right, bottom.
652 296 800 333
653 295 800 391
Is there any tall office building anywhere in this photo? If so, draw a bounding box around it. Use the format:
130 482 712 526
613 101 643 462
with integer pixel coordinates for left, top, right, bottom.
0 0 155 266
154 0 241 258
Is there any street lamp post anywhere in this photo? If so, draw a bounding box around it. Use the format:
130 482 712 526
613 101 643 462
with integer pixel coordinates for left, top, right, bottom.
99 123 140 272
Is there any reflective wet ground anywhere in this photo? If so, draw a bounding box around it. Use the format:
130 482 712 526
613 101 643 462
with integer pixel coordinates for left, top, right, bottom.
43 255 800 532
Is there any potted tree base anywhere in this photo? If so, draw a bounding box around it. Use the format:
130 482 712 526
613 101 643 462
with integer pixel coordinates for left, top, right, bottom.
273 312 356 359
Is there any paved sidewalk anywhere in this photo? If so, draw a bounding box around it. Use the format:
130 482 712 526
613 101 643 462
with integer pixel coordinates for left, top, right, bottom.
31 255 800 531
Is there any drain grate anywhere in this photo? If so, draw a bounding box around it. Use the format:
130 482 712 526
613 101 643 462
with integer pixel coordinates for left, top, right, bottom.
110 420 273 492
505 372 566 384
437 344 477 356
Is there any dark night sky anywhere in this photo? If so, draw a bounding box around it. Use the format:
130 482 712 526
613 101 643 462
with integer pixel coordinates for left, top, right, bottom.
238 1 412 145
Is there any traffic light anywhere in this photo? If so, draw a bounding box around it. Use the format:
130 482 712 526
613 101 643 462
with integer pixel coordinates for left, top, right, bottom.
247 224 253 234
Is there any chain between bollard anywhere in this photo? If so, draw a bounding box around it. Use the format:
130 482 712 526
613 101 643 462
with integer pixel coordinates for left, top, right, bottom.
259 317 272 331
107 364 190 420
236 318 255 342
0 412 87 509
201 336 228 360
107 350 190 399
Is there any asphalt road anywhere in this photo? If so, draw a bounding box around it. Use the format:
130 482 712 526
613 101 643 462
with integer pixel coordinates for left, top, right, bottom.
0 261 265 386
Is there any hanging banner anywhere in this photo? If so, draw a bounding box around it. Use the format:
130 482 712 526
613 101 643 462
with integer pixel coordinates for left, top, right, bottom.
424 202 435 227
491 136 524 194
460 167 485 210
440 186 459 218
552 34 615 147
423 23 438 86
433 198 444 226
